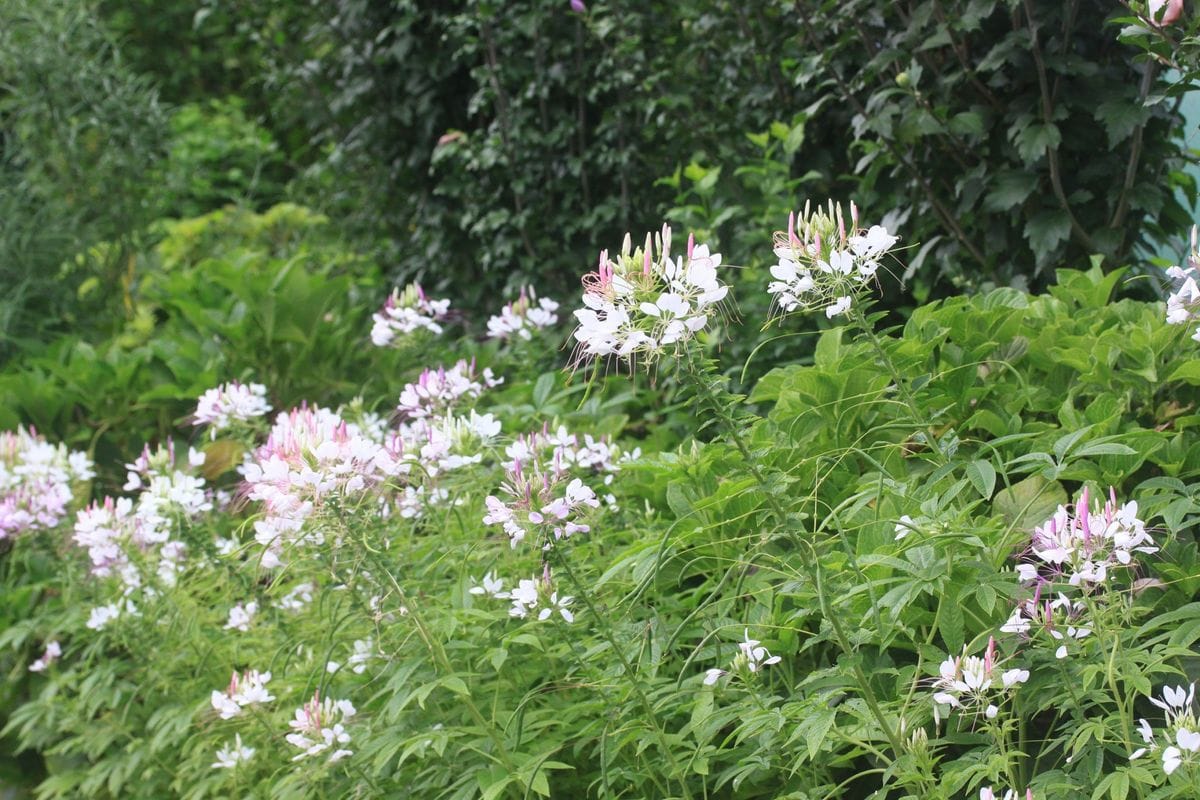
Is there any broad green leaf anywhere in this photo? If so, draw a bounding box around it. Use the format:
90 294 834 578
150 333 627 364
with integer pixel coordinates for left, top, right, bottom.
983 171 1039 211
965 459 997 499
1169 361 1200 385
994 475 1068 531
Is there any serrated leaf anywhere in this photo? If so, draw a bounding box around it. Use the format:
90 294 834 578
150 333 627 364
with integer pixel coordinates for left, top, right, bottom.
938 589 965 653
1095 98 1147 148
1014 121 1061 161
1025 209 1072 255
803 707 836 760
984 171 1039 211
949 111 985 138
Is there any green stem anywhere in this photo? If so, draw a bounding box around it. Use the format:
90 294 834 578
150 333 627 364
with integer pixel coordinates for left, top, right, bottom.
553 547 695 800
357 548 520 778
682 352 904 758
849 308 947 467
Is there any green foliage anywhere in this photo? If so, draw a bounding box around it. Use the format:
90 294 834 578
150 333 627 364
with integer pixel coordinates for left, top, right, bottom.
161 97 287 217
235 0 1194 313
0 204 391 492
267 0 802 305
0 0 168 356
4 265 1200 799
803 0 1189 291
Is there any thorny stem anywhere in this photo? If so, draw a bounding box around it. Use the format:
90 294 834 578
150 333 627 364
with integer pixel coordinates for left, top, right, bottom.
681 352 904 759
552 547 695 800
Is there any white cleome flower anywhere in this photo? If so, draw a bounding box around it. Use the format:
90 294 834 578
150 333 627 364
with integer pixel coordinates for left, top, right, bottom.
570 227 728 369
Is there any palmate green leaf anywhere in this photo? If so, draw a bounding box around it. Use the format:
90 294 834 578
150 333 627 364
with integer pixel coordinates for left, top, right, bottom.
1090 766 1130 800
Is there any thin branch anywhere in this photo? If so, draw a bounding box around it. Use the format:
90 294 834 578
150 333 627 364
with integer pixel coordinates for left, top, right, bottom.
1022 0 1105 256
481 18 537 260
1110 60 1158 232
795 3 990 270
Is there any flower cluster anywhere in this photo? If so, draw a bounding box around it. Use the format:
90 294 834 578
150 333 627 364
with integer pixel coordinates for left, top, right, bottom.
399 410 502 478
193 381 272 439
396 359 502 420
571 226 728 367
370 283 451 347
487 286 560 341
0 427 93 539
224 601 258 632
1017 487 1156 588
980 789 1034 800
326 638 374 675
931 637 1028 720
1165 225 1200 342
241 395 508 561
240 406 399 565
72 441 212 624
86 598 140 630
1132 684 1200 776
1000 589 1091 660
483 459 598 549
767 200 898 319
277 581 315 612
28 640 62 673
212 734 255 769
469 571 575 622
703 629 782 685
210 669 275 719
286 692 356 763
504 424 641 508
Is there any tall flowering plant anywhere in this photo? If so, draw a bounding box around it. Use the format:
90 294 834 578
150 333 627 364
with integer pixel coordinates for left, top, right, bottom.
0 427 93 539
1166 225 1200 343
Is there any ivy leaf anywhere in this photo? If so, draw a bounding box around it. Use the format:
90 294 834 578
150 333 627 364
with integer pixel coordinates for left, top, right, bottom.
1024 209 1072 255
1014 122 1061 162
